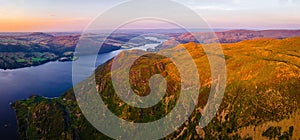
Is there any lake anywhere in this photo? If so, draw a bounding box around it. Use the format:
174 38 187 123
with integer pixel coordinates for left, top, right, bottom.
0 38 164 139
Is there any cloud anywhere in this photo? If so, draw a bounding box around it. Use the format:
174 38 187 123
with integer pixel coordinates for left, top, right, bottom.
191 5 234 11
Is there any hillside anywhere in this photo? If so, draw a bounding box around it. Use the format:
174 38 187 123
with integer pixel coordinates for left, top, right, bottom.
0 33 80 69
13 37 300 139
0 32 157 69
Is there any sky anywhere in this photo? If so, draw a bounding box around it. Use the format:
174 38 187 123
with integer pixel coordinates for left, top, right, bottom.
0 0 299 32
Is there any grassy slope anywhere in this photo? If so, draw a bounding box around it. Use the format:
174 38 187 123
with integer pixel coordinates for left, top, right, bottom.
13 37 300 139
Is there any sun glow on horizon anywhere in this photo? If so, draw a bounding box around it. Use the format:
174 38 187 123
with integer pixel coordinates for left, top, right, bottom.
0 0 300 32
0 17 90 32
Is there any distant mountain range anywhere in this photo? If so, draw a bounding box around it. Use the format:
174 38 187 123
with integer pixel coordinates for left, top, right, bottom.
180 29 300 43
158 29 300 49
1 29 300 69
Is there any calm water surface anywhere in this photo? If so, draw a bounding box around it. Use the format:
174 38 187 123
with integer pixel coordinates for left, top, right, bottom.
0 39 163 139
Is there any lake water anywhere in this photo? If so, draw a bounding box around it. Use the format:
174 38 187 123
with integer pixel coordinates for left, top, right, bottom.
0 38 164 139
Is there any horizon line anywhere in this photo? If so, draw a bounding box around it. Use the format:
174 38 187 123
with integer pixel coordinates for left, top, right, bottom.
1 27 300 33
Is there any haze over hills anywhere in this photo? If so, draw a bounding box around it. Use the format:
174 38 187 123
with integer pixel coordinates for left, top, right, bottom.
13 37 300 139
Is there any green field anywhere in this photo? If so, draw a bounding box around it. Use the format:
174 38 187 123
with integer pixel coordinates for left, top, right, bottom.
16 59 26 63
31 57 47 62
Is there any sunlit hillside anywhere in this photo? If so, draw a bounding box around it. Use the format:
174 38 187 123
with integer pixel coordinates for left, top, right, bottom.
13 37 300 139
